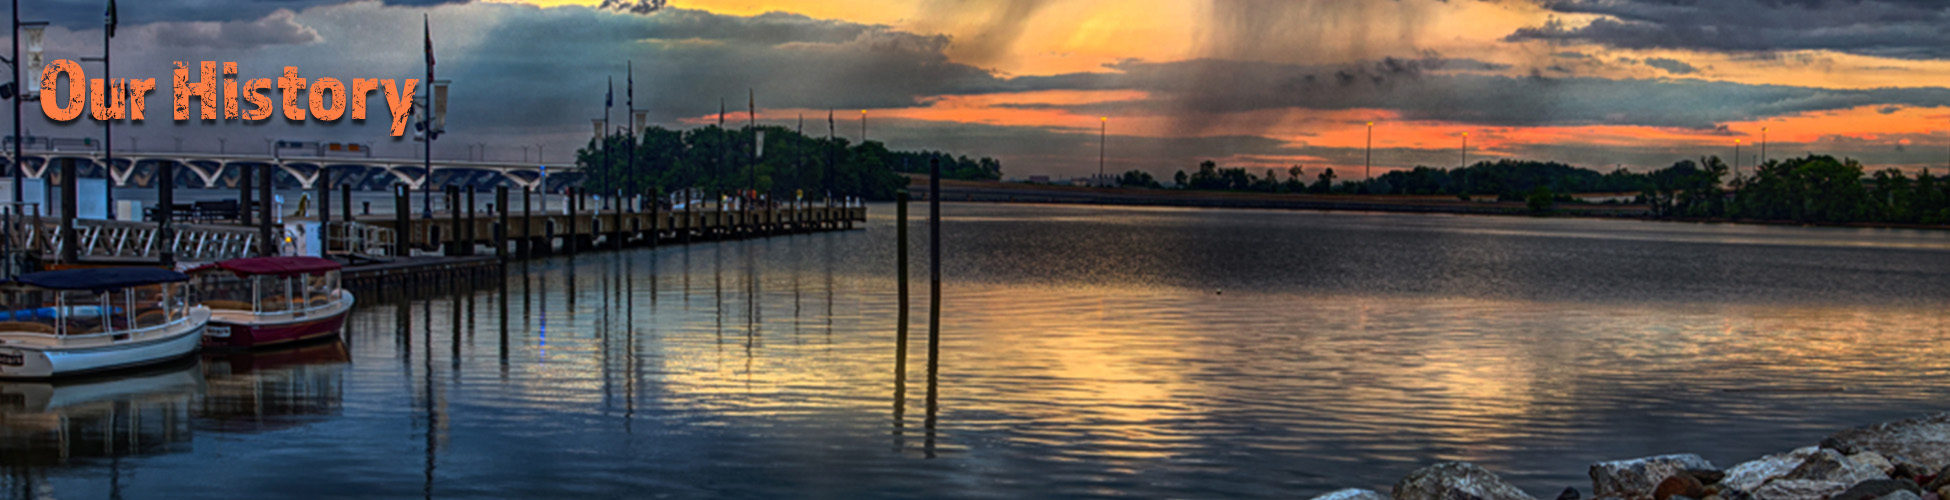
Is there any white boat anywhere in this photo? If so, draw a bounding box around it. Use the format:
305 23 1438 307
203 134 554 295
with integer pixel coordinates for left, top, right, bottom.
0 267 211 379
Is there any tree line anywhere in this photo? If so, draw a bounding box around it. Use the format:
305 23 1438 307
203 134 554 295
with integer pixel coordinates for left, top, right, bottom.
1139 155 1950 224
574 125 1001 201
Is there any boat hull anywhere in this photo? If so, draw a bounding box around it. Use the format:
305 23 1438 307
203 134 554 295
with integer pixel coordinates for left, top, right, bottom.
0 309 209 379
203 291 355 349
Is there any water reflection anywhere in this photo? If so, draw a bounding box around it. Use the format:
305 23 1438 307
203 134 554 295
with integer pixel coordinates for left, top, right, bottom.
0 360 200 467
197 341 349 434
3 204 1950 499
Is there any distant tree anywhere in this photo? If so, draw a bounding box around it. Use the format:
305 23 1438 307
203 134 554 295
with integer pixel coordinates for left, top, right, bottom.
1174 170 1188 189
1311 168 1337 194
1118 169 1162 189
1527 186 1555 213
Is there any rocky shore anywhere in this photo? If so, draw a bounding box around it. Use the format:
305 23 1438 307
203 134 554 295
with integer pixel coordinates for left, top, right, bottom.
1313 413 1950 500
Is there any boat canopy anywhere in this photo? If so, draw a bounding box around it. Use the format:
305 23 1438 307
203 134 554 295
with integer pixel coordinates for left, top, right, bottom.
11 267 191 292
196 257 342 277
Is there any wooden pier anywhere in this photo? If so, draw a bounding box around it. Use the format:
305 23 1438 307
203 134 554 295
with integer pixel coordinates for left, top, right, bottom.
357 201 868 258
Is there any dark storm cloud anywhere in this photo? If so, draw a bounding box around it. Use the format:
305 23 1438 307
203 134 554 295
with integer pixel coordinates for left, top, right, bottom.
1510 0 1950 59
1005 58 1950 129
1641 57 1698 75
443 6 1009 131
27 0 467 28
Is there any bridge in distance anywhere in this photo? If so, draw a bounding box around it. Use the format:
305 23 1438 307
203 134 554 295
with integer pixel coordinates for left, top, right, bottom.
1 149 588 192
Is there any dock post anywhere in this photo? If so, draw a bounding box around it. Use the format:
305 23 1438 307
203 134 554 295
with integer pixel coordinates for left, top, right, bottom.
319 167 332 228
521 187 533 259
447 185 461 257
158 160 175 266
258 164 275 256
465 188 478 256
925 158 941 442
496 185 510 261
239 161 253 226
566 187 580 255
896 191 910 409
59 158 77 264
394 185 409 256
648 187 659 248
613 190 624 252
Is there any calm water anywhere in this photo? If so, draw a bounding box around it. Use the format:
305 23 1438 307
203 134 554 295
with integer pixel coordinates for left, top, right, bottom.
6 203 1950 499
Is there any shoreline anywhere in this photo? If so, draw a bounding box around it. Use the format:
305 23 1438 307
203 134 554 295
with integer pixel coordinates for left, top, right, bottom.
1329 412 1950 500
909 177 1950 232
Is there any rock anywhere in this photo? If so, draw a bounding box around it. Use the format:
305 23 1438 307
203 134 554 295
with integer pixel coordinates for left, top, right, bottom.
1831 479 1922 500
1750 479 1847 500
1926 466 1950 493
1394 462 1537 500
1690 470 1728 485
1852 453 1897 478
1784 448 1889 485
1823 413 1950 470
1592 455 1719 500
1889 455 1932 483
1655 475 1707 500
1725 448 1821 493
1723 446 1887 495
1557 487 1580 500
1313 488 1391 500
1872 491 1923 500
1925 493 1940 500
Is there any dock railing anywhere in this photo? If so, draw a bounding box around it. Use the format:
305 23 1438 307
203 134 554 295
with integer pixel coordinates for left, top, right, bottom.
326 221 394 257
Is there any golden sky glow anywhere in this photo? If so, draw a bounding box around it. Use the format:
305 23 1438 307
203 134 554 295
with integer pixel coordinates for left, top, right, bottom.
489 0 1950 177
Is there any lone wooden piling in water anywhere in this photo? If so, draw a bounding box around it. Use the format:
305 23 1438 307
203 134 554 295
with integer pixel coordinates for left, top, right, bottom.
896 191 910 420
925 157 941 449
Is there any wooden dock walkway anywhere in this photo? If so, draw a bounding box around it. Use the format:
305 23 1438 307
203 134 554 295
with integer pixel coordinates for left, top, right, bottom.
354 201 868 259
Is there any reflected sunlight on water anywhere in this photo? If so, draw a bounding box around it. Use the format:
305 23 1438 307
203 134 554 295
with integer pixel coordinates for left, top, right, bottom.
5 203 1950 499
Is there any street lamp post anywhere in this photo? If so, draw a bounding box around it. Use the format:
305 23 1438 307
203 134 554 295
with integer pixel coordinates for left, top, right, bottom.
1461 132 1470 197
860 110 867 144
1365 121 1374 184
11 14 45 205
1733 139 1741 179
1099 117 1107 187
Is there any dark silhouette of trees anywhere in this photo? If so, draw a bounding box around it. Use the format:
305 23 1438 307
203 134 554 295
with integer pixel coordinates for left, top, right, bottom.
1118 170 1162 188
1156 154 1950 225
576 124 1000 201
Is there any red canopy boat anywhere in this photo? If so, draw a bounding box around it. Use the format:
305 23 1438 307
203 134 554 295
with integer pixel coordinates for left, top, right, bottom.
189 257 356 349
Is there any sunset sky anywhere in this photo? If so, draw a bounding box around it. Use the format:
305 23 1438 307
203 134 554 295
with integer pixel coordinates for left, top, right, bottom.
17 0 1950 179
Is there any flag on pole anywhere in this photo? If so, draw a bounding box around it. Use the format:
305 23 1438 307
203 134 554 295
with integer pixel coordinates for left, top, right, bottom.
605 76 613 109
423 14 434 74
626 61 633 110
719 99 726 127
748 88 755 127
827 109 834 137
